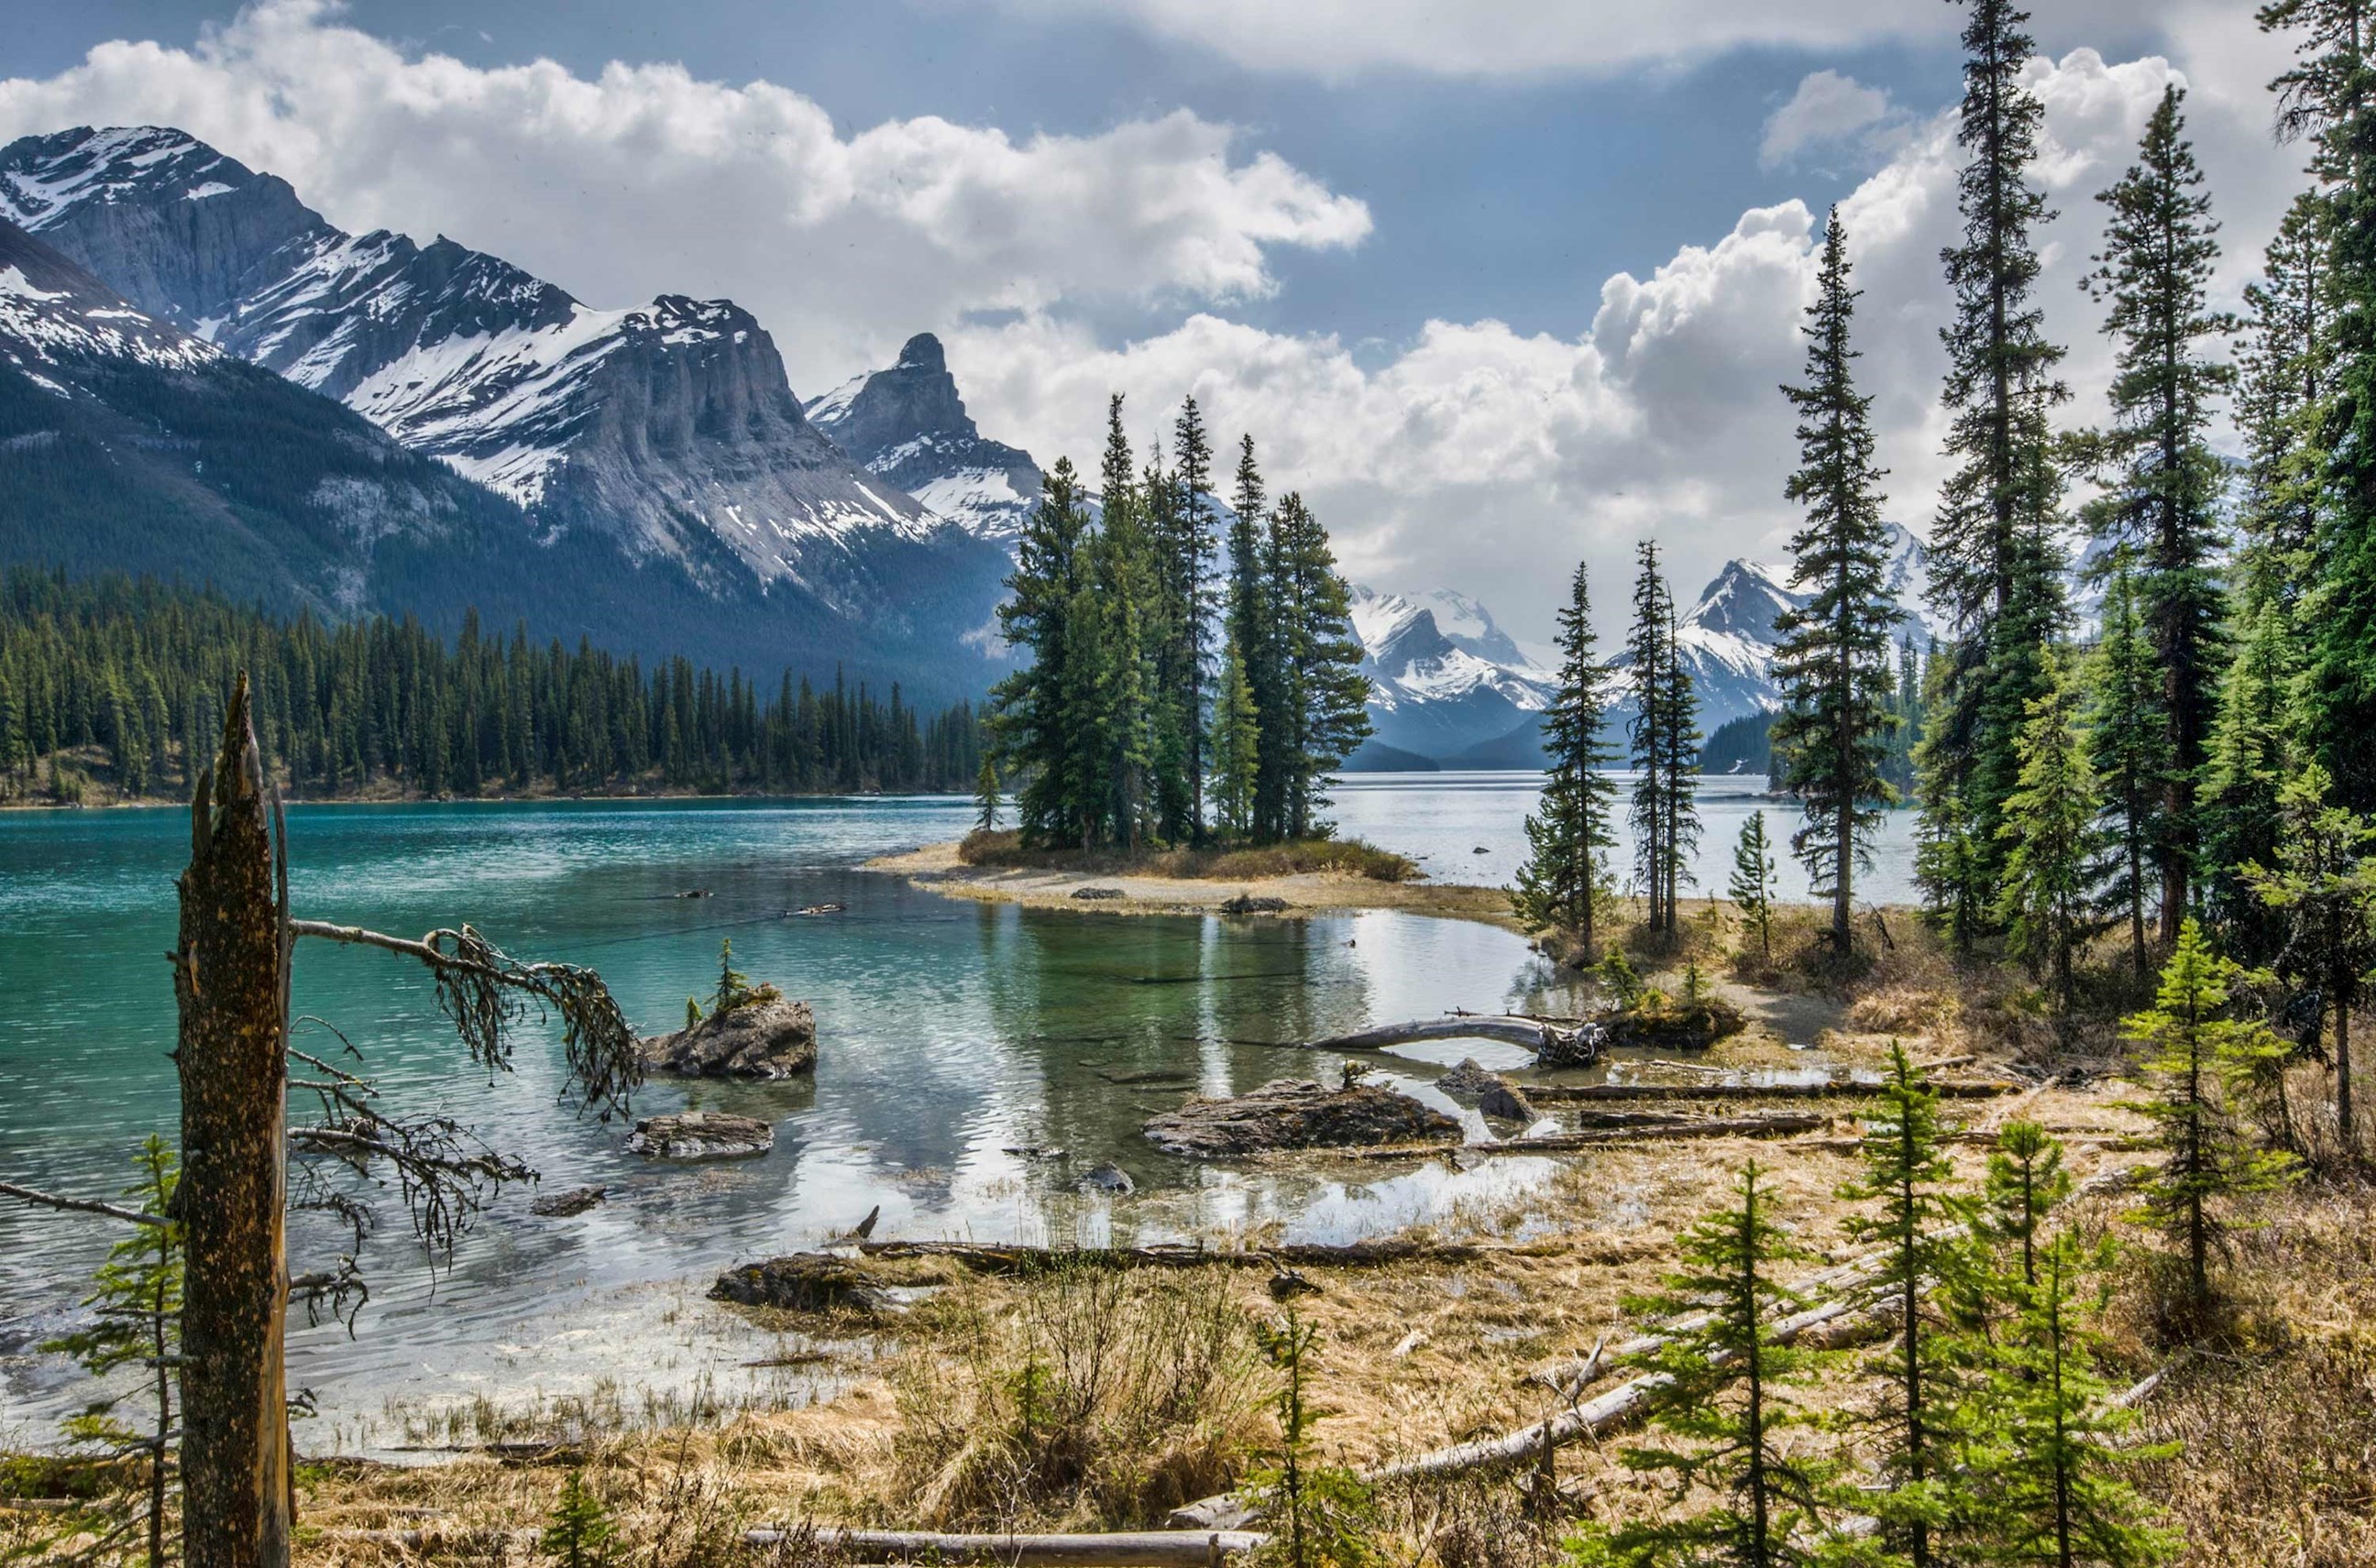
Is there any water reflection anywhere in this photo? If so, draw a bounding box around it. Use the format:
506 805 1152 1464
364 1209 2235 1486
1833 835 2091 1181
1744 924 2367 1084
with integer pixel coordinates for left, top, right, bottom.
2 795 1607 1444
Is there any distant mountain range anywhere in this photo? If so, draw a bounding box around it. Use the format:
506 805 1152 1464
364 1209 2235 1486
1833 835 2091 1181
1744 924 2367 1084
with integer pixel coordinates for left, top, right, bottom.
0 125 1011 698
0 120 1953 752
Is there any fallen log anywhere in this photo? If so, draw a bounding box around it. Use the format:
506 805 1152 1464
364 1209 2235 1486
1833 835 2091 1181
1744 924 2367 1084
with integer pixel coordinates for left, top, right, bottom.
1303 1015 1599 1061
1524 1079 2020 1103
1342 1113 1826 1161
743 1527 1266 1563
855 1238 1522 1270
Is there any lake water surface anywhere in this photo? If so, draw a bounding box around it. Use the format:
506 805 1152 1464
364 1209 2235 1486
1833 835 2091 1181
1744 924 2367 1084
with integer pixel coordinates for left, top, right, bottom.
0 773 1914 1450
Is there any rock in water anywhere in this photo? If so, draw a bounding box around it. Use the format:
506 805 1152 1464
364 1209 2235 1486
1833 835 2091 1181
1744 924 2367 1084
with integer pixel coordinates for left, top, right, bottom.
1143 1079 1461 1157
710 1254 888 1314
1479 1080 1536 1121
529 1185 607 1217
625 1110 775 1160
1079 1162 1136 1195
642 996 818 1080
1219 894 1288 916
1435 1058 1502 1096
1435 1058 1535 1120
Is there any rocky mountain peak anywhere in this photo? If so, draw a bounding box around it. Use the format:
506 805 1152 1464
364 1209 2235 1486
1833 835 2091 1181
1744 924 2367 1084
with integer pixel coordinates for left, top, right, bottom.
807 331 1042 543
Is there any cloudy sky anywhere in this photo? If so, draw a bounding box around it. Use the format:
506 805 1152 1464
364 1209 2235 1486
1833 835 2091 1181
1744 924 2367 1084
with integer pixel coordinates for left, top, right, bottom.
2 1 2308 641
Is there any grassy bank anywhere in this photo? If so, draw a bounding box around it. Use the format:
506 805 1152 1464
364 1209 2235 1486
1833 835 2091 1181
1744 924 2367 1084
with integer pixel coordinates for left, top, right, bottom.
953 829 1422 883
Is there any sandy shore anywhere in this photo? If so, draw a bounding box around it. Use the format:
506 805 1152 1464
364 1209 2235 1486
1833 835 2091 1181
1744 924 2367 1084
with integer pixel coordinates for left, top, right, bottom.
864 839 1522 927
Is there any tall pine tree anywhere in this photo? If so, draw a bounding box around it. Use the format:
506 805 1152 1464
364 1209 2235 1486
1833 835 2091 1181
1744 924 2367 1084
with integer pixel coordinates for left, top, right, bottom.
1994 652 2106 1013
1925 0 2071 911
1629 543 1677 933
1771 208 1904 953
1512 559 1619 957
2083 85 2235 942
2089 565 2170 979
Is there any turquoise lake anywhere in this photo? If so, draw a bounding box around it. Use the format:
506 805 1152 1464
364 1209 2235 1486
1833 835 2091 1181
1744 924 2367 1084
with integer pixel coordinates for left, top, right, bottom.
0 773 1915 1450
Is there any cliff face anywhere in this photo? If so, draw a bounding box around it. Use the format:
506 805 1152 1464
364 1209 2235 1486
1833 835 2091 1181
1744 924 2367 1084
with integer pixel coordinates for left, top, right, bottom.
806 333 1043 544
1 126 1011 690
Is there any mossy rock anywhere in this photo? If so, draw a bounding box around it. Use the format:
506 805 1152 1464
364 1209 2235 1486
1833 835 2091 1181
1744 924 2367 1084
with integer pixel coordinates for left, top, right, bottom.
1600 996 1747 1052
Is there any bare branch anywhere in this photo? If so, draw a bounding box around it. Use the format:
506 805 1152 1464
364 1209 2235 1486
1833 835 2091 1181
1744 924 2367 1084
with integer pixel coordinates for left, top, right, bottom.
0 1179 170 1229
290 919 642 1113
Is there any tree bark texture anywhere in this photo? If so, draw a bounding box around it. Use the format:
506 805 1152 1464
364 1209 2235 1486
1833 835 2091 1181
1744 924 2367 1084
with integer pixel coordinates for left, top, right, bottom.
172 675 292 1568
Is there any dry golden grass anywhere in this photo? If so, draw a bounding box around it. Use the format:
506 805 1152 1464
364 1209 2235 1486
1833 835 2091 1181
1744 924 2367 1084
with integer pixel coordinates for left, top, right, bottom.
10 911 2374 1567
955 830 1422 884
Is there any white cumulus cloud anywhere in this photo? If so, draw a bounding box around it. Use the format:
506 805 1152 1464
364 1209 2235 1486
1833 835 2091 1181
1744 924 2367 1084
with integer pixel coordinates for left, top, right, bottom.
0 0 1371 381
1760 71 1898 169
945 44 2296 638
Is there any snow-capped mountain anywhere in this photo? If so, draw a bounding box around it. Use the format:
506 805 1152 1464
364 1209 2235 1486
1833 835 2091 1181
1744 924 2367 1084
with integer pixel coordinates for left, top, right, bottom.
1350 525 1941 766
0 126 1011 686
1348 585 1558 760
1635 522 1941 735
0 214 556 617
805 333 1043 544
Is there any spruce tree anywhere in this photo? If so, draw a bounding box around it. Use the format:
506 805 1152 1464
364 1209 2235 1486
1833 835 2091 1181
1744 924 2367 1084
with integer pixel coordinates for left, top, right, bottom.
2123 919 2296 1309
1512 560 1619 956
992 458 1102 847
1658 608 1703 924
1838 1045 1964 1568
1927 0 2071 904
1974 1119 2072 1297
974 752 1001 832
540 1471 622 1568
2082 85 2234 941
2263 0 2376 806
1628 543 1680 933
1268 494 1371 839
1771 208 1904 952
1571 1162 1844 1567
1094 396 1157 848
1170 397 1220 839
1211 639 1261 838
2242 762 2376 1153
2200 596 2303 954
1728 809 1776 965
2233 191 2332 621
1993 652 2106 1013
2088 565 2170 979
1226 433 1284 841
1140 443 1196 841
1958 1234 2177 1568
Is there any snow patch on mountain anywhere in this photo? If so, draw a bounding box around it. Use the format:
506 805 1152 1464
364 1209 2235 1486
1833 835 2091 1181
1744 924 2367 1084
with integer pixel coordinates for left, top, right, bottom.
806 333 1043 543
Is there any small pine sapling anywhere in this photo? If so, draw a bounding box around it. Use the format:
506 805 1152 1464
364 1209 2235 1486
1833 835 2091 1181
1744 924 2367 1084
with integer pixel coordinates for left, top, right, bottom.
540 1470 622 1568
1957 1234 2177 1568
1566 1161 1849 1566
1249 1306 1380 1568
2122 920 2296 1313
1729 809 1778 965
40 1135 183 1568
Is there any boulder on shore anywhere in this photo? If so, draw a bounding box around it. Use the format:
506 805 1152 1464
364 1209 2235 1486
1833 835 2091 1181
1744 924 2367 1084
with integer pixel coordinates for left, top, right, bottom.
1435 1058 1503 1097
625 1110 775 1160
641 996 817 1080
1144 1079 1461 1157
710 1253 888 1314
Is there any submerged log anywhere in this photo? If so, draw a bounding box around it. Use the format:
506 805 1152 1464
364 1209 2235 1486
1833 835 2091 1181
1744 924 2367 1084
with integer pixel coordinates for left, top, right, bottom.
742 1527 1267 1563
1524 1078 2022 1103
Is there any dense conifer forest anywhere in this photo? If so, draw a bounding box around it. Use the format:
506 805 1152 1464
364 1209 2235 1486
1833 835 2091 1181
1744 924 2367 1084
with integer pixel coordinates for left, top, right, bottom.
0 570 985 803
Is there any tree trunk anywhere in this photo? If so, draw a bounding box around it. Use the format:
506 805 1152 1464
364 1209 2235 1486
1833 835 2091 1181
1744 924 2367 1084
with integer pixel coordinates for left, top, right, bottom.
173 676 292 1568
2338 981 2356 1155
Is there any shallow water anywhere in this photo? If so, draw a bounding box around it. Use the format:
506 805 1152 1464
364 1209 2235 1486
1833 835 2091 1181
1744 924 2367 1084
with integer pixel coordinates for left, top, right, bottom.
0 776 1916 1449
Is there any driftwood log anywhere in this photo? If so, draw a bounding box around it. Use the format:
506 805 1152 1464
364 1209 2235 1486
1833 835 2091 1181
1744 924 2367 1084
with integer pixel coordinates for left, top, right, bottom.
855 1238 1523 1271
1524 1079 2021 1103
743 1527 1266 1563
325 1526 1267 1563
1303 1015 1599 1062
1342 1113 1828 1161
